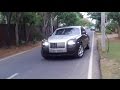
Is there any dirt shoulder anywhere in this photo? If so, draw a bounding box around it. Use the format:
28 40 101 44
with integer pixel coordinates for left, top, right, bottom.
96 33 120 79
0 42 41 59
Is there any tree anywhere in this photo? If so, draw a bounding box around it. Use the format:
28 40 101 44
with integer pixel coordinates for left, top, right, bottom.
0 12 93 47
15 12 22 46
11 12 42 44
38 12 51 38
57 12 81 26
0 12 44 46
108 12 120 38
76 12 83 18
87 12 101 30
22 12 37 42
0 12 7 24
1 12 13 47
79 18 94 27
106 20 118 33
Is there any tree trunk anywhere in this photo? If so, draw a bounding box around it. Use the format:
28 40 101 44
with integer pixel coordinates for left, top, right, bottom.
15 22 19 46
42 20 49 39
23 24 27 42
41 12 51 39
50 14 53 35
5 24 10 48
118 25 120 39
54 17 59 30
15 12 21 46
115 28 118 33
26 23 33 42
6 12 12 47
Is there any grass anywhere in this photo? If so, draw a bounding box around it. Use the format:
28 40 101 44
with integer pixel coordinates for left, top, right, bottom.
96 32 101 35
97 34 120 79
107 41 120 60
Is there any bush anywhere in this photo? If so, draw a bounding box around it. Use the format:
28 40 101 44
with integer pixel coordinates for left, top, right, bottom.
34 32 43 41
20 40 26 45
32 29 44 42
32 38 37 44
106 29 112 34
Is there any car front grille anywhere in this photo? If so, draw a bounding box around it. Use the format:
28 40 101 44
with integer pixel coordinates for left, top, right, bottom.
50 42 65 48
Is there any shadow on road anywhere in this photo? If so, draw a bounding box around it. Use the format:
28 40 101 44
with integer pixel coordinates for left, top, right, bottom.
41 49 90 61
44 56 79 61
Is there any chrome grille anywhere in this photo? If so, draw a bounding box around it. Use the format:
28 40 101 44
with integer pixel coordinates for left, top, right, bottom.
50 42 65 48
50 43 57 48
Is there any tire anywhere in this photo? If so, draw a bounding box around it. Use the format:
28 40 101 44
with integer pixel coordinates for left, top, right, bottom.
74 44 84 58
86 43 90 49
41 49 50 60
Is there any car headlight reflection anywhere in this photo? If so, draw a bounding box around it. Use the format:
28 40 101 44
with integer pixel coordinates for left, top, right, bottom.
42 40 49 46
43 41 49 46
67 39 76 45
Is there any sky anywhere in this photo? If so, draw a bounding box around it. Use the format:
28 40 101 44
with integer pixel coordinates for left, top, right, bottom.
80 12 96 24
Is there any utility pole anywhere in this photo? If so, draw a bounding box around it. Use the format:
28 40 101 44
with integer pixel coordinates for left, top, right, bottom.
101 12 106 52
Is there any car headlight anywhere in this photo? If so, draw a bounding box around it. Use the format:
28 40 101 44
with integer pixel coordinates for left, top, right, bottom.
67 39 76 45
42 39 49 46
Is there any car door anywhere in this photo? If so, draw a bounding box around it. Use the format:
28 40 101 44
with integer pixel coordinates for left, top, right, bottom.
81 27 88 48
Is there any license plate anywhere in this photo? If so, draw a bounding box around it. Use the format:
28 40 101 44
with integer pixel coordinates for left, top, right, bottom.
49 49 65 53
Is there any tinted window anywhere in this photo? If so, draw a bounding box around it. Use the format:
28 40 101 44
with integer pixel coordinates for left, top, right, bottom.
81 27 86 34
55 28 80 35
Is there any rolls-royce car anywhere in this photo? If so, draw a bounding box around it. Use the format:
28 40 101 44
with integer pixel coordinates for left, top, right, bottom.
41 26 90 59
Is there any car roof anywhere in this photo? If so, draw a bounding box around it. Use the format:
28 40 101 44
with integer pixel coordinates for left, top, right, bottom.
56 26 81 30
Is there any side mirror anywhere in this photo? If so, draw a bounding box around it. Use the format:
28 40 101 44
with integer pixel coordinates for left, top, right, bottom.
82 31 87 34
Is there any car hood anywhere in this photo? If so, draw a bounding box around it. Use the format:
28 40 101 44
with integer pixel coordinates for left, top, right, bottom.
48 35 81 42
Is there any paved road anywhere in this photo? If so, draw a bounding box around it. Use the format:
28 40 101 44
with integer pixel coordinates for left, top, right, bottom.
0 29 101 79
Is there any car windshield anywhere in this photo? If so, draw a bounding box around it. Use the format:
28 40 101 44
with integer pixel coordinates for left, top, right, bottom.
54 28 80 35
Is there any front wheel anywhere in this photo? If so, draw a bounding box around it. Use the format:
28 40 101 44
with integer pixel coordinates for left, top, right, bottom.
41 49 50 60
74 44 84 58
86 43 90 49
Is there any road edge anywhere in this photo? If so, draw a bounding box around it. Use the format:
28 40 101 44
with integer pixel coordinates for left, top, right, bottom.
96 32 102 79
0 45 41 62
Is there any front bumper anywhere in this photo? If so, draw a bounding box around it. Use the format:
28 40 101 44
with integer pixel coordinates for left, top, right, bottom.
41 44 78 56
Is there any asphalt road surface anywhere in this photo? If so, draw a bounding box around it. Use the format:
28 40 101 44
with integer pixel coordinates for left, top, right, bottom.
0 29 101 79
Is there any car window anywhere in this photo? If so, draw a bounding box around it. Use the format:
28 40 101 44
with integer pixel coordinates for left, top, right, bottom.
54 28 80 35
55 29 64 35
81 27 86 34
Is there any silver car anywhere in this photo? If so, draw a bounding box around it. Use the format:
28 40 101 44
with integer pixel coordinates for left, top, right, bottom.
41 26 90 59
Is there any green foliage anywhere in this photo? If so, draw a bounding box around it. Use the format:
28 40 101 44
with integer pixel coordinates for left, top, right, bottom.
75 18 83 26
32 29 43 41
106 20 118 32
35 14 43 26
106 29 112 34
76 12 83 18
108 12 120 23
108 41 120 60
75 18 94 27
22 12 36 24
0 12 97 46
88 12 101 21
20 40 26 45
87 12 101 29
0 12 6 24
56 12 93 27
57 12 78 26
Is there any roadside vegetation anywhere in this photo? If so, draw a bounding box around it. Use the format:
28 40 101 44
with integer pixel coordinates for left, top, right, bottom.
89 12 120 78
97 33 120 79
